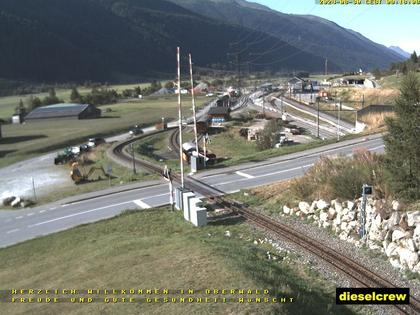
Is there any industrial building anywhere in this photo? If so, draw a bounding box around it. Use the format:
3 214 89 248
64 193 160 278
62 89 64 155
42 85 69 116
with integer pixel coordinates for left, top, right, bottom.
24 103 101 122
208 107 230 127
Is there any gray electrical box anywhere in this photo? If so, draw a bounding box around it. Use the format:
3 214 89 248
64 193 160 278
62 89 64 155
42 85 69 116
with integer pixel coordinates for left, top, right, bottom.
190 156 204 173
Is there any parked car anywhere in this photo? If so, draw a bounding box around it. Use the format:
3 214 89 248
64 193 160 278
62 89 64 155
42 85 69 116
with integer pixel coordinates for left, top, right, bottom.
87 137 105 148
129 125 143 136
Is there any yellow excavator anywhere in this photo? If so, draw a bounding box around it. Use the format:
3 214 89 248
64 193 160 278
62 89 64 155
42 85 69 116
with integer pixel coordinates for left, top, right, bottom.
70 162 110 184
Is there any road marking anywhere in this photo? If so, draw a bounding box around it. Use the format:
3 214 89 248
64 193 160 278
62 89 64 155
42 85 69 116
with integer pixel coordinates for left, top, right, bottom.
27 213 34 217
215 164 314 187
142 193 169 200
39 210 46 213
15 216 23 220
27 201 133 228
6 229 19 234
370 145 385 151
49 207 57 210
62 184 167 206
236 171 255 179
133 200 151 209
5 219 12 223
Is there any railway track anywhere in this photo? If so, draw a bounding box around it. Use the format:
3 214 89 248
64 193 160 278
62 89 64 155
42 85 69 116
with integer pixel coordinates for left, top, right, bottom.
112 133 420 314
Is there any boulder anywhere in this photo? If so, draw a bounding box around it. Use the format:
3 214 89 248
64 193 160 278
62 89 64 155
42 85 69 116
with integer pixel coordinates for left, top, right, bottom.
334 201 343 213
385 242 398 257
319 211 328 222
322 221 331 229
392 229 406 242
298 202 311 214
347 201 355 211
283 205 291 215
340 221 348 231
413 225 420 249
328 208 337 220
398 248 419 270
407 211 420 227
403 238 417 252
339 231 349 241
316 199 329 211
369 228 385 242
310 201 317 213
389 257 402 269
392 200 402 211
413 262 420 274
398 215 410 231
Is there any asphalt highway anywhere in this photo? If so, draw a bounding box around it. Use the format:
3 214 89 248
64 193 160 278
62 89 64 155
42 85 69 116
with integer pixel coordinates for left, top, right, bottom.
0 134 385 248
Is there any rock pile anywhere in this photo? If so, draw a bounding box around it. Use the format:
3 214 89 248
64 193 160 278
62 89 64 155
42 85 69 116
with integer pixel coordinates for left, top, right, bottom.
282 198 420 273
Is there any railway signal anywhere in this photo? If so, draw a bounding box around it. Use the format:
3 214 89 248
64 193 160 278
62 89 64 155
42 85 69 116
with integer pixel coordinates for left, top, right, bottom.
360 184 373 242
163 165 174 211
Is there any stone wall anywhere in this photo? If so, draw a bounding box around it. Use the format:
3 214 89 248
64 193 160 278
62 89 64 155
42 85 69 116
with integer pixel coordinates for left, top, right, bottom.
282 198 420 273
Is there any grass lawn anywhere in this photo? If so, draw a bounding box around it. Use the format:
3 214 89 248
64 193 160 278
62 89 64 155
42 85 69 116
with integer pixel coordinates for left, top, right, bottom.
0 95 209 168
0 208 359 315
0 82 168 121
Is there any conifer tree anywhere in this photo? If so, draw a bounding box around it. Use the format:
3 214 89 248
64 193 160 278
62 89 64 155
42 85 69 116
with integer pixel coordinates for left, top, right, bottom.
384 72 420 200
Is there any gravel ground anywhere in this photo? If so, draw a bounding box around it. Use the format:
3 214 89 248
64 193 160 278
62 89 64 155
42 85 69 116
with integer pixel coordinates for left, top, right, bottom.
245 209 419 315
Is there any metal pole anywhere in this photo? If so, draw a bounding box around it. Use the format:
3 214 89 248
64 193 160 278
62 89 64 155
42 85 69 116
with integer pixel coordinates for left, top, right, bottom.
177 47 185 189
337 100 341 141
31 177 37 202
189 54 199 155
130 143 136 174
360 184 367 243
317 99 320 138
203 136 207 168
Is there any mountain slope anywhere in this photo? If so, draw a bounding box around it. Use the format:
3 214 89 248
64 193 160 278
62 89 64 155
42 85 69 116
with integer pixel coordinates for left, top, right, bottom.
0 0 327 83
169 0 404 71
388 46 410 59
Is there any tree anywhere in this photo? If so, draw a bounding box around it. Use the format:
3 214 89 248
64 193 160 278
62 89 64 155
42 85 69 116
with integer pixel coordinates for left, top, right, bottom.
15 99 27 115
256 119 284 150
411 51 418 63
70 87 81 102
384 72 420 200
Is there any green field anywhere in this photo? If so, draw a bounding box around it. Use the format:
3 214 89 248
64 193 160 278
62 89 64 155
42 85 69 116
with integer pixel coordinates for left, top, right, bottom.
0 95 209 168
0 208 360 315
0 82 167 121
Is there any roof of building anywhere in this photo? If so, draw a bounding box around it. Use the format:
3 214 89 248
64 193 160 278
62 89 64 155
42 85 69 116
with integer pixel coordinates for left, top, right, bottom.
25 103 91 119
208 107 230 116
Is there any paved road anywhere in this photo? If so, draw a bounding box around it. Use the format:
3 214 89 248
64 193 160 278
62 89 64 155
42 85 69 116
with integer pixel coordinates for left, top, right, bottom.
0 135 384 248
279 96 355 132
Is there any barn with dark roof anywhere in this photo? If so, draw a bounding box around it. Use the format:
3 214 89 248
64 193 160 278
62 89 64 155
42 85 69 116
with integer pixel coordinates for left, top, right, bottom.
24 103 101 122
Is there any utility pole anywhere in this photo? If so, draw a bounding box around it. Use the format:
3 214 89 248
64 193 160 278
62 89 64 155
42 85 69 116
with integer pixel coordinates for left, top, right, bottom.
130 143 136 174
189 53 199 155
317 98 320 139
177 47 185 189
325 57 328 76
337 100 341 141
31 177 37 203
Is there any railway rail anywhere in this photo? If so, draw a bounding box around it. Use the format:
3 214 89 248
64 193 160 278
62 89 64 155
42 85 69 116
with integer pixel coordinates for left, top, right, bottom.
112 131 420 315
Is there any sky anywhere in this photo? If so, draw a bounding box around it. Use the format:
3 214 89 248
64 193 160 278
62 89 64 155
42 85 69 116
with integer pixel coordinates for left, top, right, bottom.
252 0 420 54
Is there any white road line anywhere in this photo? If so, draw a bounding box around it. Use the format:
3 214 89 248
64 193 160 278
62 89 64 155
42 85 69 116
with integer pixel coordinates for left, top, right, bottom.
133 200 151 209
27 213 34 217
27 201 133 228
63 184 167 206
370 145 385 151
6 229 20 234
39 210 46 213
49 207 57 210
236 171 255 179
215 164 314 187
15 216 23 220
142 193 169 200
